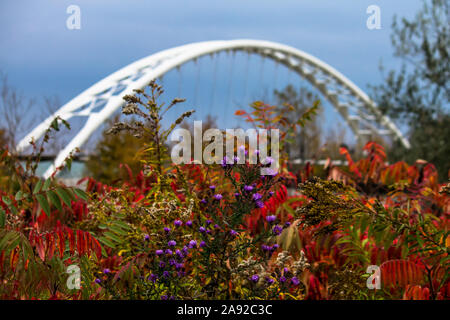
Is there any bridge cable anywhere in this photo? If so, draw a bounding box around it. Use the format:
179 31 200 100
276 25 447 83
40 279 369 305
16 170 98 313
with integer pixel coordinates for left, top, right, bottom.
177 66 182 97
273 61 279 103
226 51 235 127
193 58 201 117
259 54 265 101
208 53 219 117
242 52 250 106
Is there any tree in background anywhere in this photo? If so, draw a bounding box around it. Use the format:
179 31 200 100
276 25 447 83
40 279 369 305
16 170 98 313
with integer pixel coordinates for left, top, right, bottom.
370 0 449 179
0 73 35 151
274 85 323 161
84 115 145 184
0 72 65 154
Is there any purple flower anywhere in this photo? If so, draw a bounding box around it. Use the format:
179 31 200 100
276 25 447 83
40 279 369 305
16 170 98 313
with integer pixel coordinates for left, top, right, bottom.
252 193 262 201
161 295 168 300
159 261 166 268
175 263 184 270
214 224 220 229
163 271 170 278
238 145 248 157
205 219 212 225
291 277 300 286
200 199 207 204
233 156 240 164
272 225 283 235
199 226 206 233
284 222 291 228
103 268 111 274
244 185 253 192
265 168 278 176
279 276 286 283
234 192 240 197
169 258 176 266
283 267 289 274
221 156 230 167
168 240 176 247
149 274 158 283
213 194 223 200
164 227 171 233
261 244 270 251
186 220 193 227
255 201 265 208
263 156 274 165
165 249 173 255
254 149 260 156
266 215 276 223
250 274 259 283
209 185 216 190
155 249 164 255
95 278 101 284
266 277 274 285
269 191 274 197
174 220 182 227
230 230 238 236
199 241 206 248
144 234 150 241
182 246 189 254
271 244 279 251
188 240 197 248
175 249 183 258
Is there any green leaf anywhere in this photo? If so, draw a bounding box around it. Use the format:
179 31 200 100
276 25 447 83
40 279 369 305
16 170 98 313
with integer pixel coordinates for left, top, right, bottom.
35 194 51 216
15 191 24 201
33 180 43 194
98 236 116 249
2 196 18 215
50 118 60 131
104 231 122 243
109 224 128 236
111 220 131 230
66 188 77 201
47 190 62 212
42 178 52 191
66 158 72 171
55 187 72 207
73 188 89 201
0 208 5 228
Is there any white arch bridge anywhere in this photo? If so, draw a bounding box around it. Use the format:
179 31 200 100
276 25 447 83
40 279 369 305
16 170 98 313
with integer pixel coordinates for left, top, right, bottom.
16 39 410 178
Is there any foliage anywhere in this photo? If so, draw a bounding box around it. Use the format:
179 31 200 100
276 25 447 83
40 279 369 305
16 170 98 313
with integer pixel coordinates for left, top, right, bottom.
273 85 323 160
83 115 145 184
370 0 450 179
0 82 448 300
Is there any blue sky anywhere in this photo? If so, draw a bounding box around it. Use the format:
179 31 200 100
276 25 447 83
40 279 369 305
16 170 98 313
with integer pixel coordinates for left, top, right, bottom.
0 0 424 137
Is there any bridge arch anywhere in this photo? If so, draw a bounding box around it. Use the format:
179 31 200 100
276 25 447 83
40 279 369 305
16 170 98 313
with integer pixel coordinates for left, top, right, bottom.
16 39 410 178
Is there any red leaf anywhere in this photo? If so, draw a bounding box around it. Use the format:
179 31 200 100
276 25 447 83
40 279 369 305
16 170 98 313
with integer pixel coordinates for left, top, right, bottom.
67 228 75 254
76 230 84 255
380 259 425 289
57 231 65 258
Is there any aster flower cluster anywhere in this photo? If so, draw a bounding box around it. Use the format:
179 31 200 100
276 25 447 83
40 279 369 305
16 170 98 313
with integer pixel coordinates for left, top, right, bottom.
94 268 113 286
151 238 189 283
148 218 207 287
